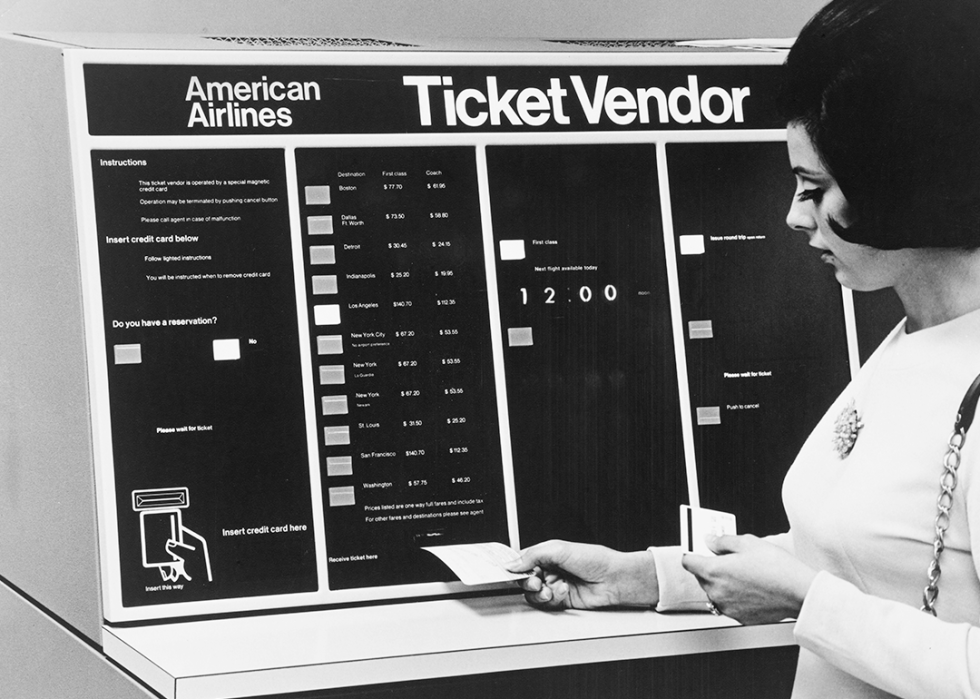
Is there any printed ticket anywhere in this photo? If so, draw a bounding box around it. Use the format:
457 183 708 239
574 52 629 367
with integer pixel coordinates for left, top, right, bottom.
423 542 530 586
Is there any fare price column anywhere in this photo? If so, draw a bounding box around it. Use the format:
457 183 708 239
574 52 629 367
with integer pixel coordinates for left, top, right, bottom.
295 147 507 590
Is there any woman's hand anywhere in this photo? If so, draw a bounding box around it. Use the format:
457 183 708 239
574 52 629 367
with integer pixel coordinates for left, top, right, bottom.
504 540 659 610
681 534 817 625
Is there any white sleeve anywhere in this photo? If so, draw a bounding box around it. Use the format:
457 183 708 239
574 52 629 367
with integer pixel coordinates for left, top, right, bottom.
649 532 796 612
794 434 980 699
648 545 708 611
764 531 794 555
794 571 980 698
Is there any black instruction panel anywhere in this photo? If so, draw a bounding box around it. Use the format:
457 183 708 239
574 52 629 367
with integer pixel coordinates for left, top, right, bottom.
92 149 317 606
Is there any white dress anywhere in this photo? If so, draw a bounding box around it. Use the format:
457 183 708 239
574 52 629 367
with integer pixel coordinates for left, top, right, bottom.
652 308 980 698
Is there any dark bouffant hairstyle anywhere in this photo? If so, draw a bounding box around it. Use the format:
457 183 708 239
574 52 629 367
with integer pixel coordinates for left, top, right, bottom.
778 0 980 249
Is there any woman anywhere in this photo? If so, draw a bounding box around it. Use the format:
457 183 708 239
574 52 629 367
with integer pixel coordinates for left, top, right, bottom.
504 0 980 696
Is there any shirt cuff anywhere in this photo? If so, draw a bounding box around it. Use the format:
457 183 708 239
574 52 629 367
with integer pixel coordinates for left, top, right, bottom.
649 545 710 612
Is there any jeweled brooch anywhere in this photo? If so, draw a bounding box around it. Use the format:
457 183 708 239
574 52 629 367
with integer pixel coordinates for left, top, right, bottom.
832 399 863 459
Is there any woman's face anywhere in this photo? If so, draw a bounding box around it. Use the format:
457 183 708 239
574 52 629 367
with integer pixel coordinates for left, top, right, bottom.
785 122 899 291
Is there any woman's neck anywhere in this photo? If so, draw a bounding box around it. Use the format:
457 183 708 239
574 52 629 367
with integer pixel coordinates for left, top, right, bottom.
894 248 980 332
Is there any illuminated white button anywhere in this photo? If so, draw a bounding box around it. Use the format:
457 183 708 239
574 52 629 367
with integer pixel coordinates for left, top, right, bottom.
696 406 721 425
507 327 534 347
314 304 341 326
322 395 349 415
308 215 334 235
324 425 350 446
114 344 142 365
212 339 241 361
312 275 338 295
328 486 355 507
310 245 336 265
317 335 344 355
679 235 706 255
688 320 714 340
305 185 331 205
499 239 526 261
326 456 353 477
319 365 346 385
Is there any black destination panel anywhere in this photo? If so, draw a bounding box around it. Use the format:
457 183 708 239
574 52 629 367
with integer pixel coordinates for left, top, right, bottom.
295 147 509 589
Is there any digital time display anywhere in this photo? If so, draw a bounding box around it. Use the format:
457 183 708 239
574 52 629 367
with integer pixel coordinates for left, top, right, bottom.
519 284 620 305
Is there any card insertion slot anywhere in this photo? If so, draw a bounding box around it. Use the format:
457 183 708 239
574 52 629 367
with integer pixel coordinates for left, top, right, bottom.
132 487 190 511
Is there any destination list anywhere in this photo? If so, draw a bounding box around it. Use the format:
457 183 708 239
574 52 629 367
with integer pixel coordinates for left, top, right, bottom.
296 146 509 589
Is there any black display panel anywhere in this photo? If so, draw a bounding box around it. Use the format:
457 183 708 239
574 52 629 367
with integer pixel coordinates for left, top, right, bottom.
92 149 317 606
89 140 856 609
667 142 852 535
294 147 510 589
487 144 686 551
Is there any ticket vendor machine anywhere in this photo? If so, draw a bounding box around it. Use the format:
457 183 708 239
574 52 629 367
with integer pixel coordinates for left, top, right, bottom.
0 7 903 697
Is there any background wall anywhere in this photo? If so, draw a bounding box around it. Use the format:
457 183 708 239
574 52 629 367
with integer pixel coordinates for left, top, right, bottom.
0 0 825 41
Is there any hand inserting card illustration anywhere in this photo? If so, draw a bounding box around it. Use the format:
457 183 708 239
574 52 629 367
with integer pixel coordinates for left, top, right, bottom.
133 487 213 584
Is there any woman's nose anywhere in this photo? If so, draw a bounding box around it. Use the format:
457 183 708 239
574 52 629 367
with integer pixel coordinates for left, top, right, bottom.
785 196 815 233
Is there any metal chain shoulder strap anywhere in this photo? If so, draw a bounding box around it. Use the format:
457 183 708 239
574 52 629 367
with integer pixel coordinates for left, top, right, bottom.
921 372 980 615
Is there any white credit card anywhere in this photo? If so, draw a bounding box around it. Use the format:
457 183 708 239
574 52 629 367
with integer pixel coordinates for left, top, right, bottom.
680 505 737 555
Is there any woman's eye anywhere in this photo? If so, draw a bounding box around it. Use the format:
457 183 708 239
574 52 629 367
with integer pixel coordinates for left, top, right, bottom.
796 188 824 204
